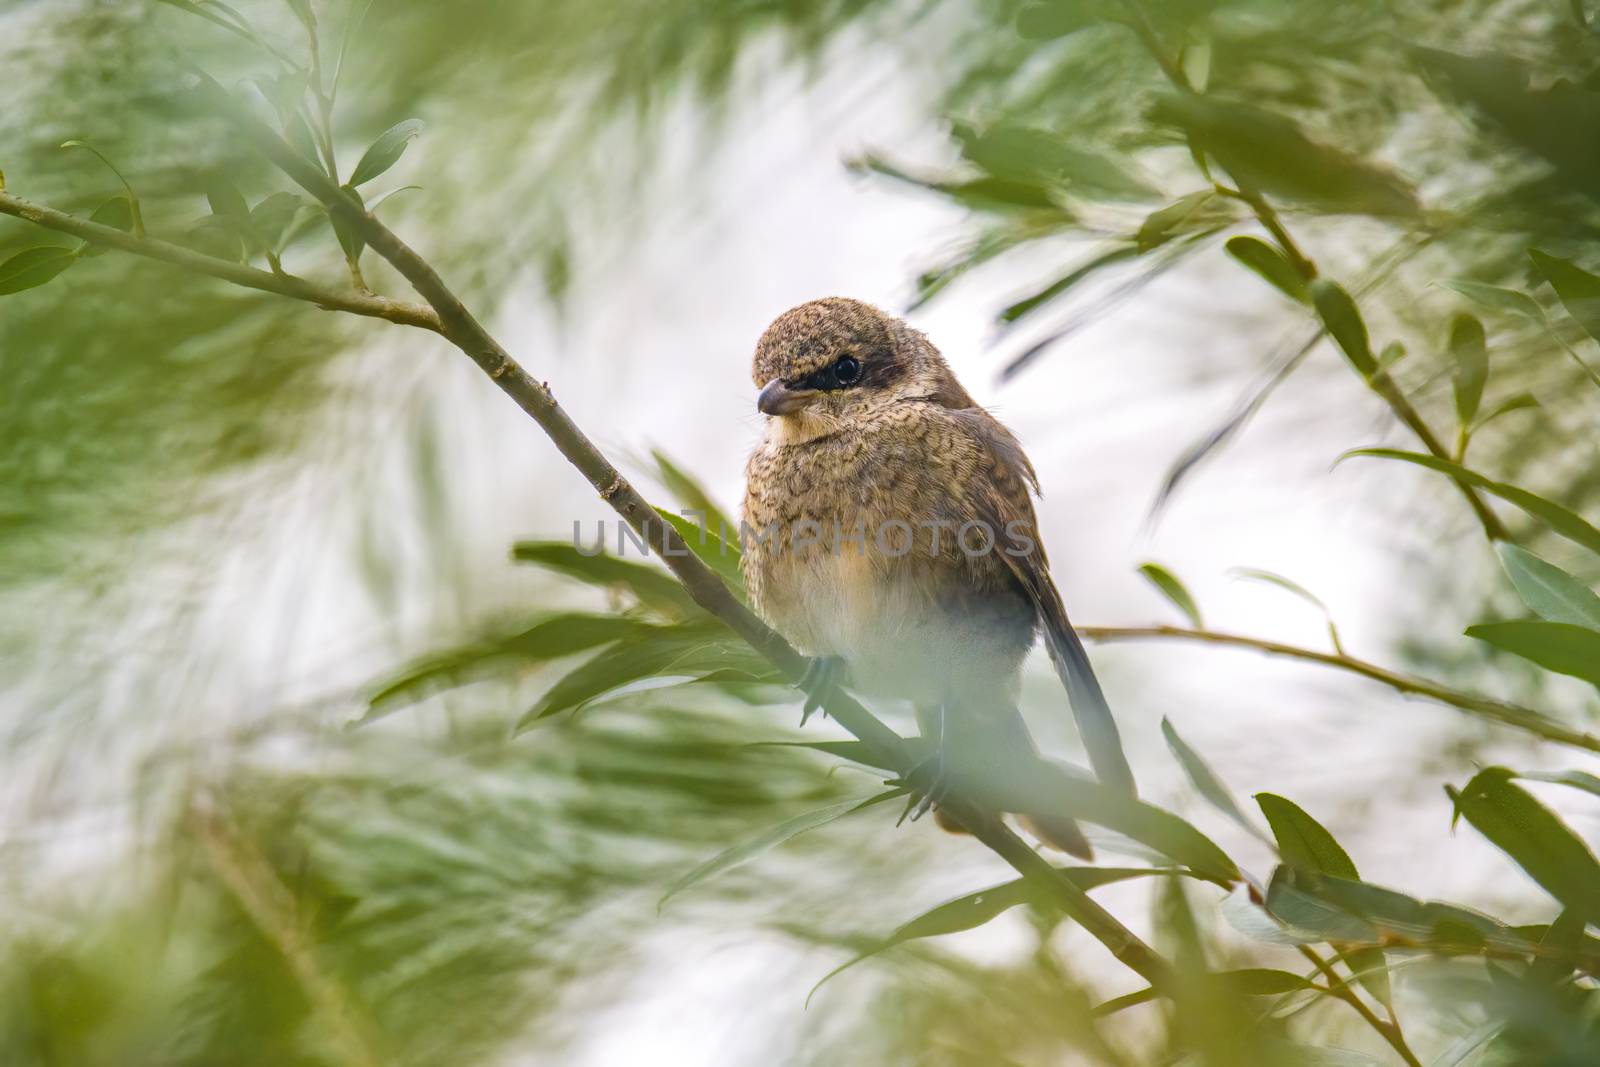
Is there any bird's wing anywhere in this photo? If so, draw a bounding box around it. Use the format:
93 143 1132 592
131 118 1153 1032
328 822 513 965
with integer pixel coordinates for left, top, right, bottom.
946 407 1138 798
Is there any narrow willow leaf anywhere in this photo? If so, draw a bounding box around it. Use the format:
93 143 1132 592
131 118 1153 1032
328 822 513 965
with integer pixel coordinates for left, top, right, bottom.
1530 249 1600 343
1496 543 1600 629
1094 969 1314 1017
652 449 737 536
1449 313 1489 426
79 197 134 257
1225 235 1308 304
956 122 1155 201
349 118 425 186
654 507 744 591
1474 392 1539 430
1448 768 1600 920
1138 562 1202 627
1311 279 1376 376
1221 882 1319 944
744 740 898 772
515 634 768 731
1257 795 1361 872
0 247 78 295
1000 246 1140 324
513 540 699 617
1466 621 1600 688
204 172 251 223
1162 718 1267 841
367 184 423 214
1439 279 1546 323
1427 1022 1503 1067
1232 568 1343 651
364 613 671 715
1136 190 1229 252
1015 2 1103 40
327 183 366 262
1341 449 1600 557
1521 770 1600 800
993 762 1239 883
284 0 316 31
250 191 308 252
1265 798 1398 1011
1264 866 1537 953
660 792 897 909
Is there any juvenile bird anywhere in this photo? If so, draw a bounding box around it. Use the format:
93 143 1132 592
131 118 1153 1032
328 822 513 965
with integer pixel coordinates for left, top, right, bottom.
740 297 1135 851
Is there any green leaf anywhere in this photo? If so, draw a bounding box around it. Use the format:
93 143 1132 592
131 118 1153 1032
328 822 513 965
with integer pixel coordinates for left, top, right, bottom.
1015 2 1106 40
1225 235 1309 304
1149 93 1418 217
999 246 1140 324
1257 793 1358 878
957 122 1155 201
1449 313 1489 426
1138 562 1202 627
993 763 1239 883
745 739 899 772
660 792 898 909
0 247 78 295
1439 279 1546 323
204 172 251 224
349 118 425 186
1530 249 1600 343
651 449 737 538
284 0 316 31
512 540 699 617
1231 568 1343 651
1341 449 1600 557
1162 718 1266 841
1448 767 1600 920
366 184 423 214
1311 279 1376 376
78 197 134 257
327 183 366 262
250 191 309 252
1496 543 1600 629
1136 190 1232 252
1466 620 1600 688
1521 769 1600 800
813 866 1180 1000
1427 1022 1503 1067
515 632 775 730
1474 392 1539 430
654 507 744 592
1263 865 1537 953
364 613 672 717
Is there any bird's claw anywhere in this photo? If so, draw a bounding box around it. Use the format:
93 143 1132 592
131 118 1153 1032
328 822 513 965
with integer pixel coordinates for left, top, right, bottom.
798 655 843 727
892 747 951 826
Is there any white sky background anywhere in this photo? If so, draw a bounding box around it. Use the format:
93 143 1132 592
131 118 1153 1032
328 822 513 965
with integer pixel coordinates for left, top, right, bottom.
7 6 1600 1064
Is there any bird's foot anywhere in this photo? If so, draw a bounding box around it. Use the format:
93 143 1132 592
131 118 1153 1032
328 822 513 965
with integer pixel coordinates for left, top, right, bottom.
797 655 843 727
893 742 951 826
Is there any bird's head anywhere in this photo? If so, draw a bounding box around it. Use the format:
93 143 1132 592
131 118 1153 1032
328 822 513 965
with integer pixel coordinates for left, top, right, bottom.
751 297 973 440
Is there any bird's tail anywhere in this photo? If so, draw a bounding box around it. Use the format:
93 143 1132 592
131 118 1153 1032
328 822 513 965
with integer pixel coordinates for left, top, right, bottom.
1034 575 1138 797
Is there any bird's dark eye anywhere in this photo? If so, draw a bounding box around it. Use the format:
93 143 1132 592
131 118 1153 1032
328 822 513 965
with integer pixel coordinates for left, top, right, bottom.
832 356 861 386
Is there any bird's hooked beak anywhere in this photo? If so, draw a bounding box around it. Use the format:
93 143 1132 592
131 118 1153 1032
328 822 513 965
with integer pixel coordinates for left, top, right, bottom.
757 378 815 416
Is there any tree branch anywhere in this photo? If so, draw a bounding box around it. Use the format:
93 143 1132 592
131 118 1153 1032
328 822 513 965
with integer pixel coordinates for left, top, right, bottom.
40 80 1171 994
1080 624 1598 753
0 191 441 331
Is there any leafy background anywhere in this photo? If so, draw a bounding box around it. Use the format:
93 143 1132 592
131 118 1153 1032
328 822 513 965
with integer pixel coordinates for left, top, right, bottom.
6 0 1600 1064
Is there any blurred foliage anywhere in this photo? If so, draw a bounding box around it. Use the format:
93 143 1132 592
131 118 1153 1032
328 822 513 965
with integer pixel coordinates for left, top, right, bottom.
9 0 1600 1065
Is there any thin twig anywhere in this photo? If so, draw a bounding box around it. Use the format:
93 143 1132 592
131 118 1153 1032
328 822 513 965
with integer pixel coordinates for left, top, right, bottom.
1079 624 1598 753
1298 946 1422 1067
0 191 440 330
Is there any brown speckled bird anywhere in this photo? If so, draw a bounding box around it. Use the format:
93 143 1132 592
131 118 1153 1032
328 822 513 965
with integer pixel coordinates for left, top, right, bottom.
740 297 1135 849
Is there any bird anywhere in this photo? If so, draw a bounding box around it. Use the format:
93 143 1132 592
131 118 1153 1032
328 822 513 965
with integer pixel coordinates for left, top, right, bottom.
739 297 1135 854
